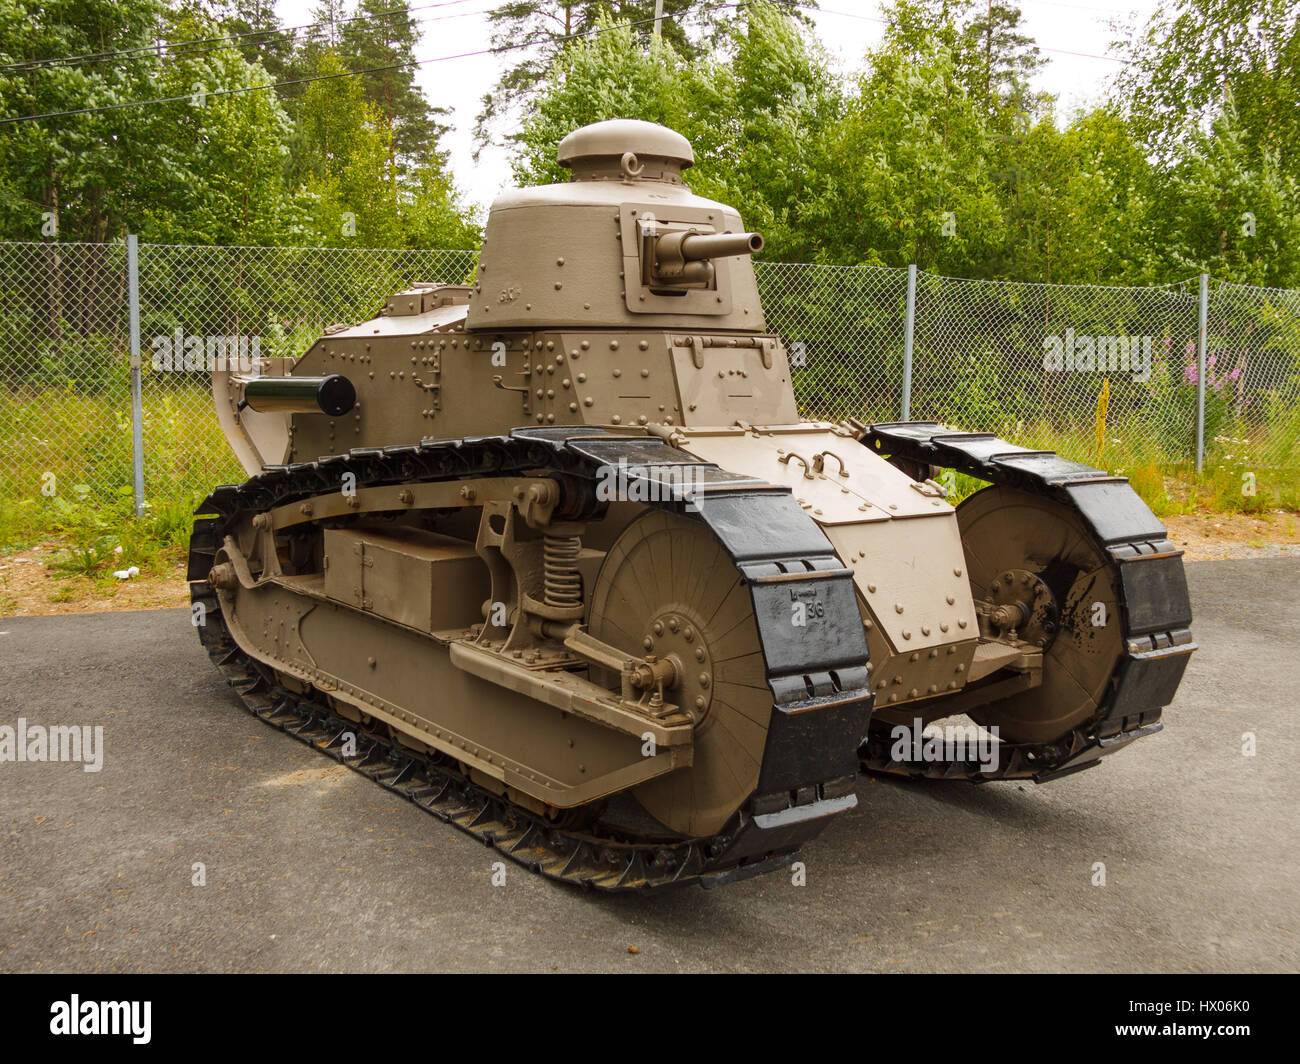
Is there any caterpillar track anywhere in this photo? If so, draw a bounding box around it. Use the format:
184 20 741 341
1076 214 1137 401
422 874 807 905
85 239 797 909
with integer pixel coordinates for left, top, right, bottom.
856 422 1196 783
189 430 874 891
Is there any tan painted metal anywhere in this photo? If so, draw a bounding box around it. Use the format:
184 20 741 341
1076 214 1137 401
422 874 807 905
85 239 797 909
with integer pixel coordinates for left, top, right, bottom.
667 424 981 706
587 511 771 837
212 356 294 476
211 547 691 809
955 485 1124 743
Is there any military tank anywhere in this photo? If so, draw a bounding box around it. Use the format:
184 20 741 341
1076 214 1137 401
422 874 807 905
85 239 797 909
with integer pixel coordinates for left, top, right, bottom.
189 120 1195 890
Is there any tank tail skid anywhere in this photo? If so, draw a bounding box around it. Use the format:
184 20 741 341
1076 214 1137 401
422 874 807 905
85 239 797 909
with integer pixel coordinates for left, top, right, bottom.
858 422 1195 783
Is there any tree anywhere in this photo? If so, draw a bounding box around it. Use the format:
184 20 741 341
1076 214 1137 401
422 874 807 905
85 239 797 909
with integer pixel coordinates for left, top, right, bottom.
803 25 1003 272
339 0 450 171
400 163 482 249
686 2 842 260
0 0 171 242
293 49 402 246
954 1 1045 132
1119 0 1300 182
997 109 1156 284
209 0 299 84
475 1 811 151
511 15 696 185
1152 92 1300 286
133 33 296 246
512 4 837 260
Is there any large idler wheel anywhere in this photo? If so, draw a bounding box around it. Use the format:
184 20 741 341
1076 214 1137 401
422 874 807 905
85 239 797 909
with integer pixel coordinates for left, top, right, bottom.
587 511 771 838
956 485 1125 745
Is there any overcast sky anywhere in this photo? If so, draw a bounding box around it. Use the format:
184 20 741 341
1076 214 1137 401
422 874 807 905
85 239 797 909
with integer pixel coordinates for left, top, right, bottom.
274 0 1161 214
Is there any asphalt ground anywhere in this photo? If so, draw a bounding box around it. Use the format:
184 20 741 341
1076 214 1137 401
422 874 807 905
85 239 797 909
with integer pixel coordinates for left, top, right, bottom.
1 558 1296 973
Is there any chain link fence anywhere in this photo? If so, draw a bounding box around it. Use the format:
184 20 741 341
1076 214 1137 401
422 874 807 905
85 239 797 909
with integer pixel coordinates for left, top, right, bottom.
2 240 1298 534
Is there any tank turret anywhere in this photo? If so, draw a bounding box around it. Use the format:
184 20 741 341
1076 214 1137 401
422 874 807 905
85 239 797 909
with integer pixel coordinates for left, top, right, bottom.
466 118 767 331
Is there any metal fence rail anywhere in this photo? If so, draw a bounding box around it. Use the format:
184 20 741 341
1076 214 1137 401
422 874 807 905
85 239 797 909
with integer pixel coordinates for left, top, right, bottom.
2 239 1298 529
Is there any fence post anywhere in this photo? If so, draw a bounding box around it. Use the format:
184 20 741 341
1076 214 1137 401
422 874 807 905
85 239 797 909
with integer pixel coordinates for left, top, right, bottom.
1195 272 1208 474
901 263 916 420
127 233 145 517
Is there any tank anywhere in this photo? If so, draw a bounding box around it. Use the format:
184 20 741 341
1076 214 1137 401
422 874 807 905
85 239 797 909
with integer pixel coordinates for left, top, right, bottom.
190 119 1196 890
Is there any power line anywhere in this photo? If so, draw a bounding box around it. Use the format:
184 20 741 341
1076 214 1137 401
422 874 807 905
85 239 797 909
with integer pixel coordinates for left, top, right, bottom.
0 2 1134 128
0 0 480 74
809 4 1133 64
0 10 718 127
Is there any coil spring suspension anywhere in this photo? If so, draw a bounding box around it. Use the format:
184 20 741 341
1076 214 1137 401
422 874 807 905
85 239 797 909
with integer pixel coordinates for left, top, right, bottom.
543 533 583 611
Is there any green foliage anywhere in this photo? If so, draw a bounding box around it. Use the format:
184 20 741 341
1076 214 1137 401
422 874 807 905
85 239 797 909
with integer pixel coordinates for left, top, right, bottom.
338 0 450 171
1151 95 1300 287
512 16 697 186
476 1 811 147
804 35 1003 272
0 0 479 249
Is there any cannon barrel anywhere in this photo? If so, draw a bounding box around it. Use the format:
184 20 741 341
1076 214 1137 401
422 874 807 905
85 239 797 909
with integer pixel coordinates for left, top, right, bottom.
241 374 356 416
677 230 764 261
649 229 764 284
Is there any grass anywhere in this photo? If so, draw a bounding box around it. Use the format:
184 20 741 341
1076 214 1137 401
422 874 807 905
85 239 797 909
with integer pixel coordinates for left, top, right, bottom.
0 382 241 569
927 414 1300 518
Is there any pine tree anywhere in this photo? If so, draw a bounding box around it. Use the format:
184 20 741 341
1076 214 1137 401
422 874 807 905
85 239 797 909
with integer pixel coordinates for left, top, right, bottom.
338 0 450 171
